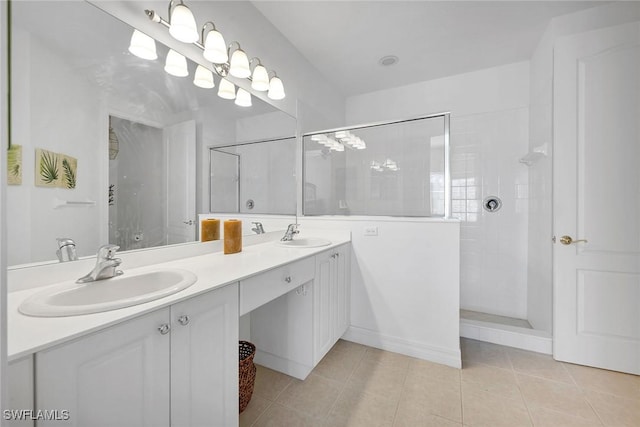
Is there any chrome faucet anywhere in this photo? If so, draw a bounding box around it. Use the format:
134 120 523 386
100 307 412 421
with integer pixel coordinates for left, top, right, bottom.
251 222 265 234
281 224 300 241
56 237 78 262
77 244 123 283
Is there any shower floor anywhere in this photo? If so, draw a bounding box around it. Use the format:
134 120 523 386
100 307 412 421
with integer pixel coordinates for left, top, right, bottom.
460 309 532 329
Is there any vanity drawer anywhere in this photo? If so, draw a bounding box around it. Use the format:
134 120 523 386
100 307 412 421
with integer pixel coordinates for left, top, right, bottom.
240 257 315 315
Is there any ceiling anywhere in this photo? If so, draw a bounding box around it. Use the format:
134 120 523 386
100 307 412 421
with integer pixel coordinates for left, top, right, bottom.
252 1 609 96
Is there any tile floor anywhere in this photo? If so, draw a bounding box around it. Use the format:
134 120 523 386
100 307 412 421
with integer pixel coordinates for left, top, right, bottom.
240 338 640 427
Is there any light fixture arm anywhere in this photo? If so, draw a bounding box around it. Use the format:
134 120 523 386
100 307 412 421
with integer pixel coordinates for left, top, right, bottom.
200 21 216 44
167 0 184 24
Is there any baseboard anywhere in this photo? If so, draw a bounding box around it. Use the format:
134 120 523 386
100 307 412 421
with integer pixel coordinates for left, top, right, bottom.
460 318 552 354
253 350 313 380
342 326 462 369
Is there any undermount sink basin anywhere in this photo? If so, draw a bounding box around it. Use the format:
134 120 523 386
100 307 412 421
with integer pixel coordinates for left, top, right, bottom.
19 268 197 317
278 237 332 248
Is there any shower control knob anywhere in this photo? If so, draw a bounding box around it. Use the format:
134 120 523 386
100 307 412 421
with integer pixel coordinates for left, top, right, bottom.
559 235 588 245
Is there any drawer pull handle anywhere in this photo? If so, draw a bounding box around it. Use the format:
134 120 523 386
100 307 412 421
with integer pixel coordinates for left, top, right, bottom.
285 276 292 283
178 315 190 326
158 324 171 335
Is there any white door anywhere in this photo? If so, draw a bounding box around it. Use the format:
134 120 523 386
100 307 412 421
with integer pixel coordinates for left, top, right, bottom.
165 120 196 244
553 21 640 374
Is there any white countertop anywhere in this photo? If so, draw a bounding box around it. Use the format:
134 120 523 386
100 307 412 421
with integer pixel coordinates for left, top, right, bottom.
8 232 351 361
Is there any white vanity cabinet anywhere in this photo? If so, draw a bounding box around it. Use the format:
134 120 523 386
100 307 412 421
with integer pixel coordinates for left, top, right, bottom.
35 284 238 427
6 356 35 427
249 244 350 379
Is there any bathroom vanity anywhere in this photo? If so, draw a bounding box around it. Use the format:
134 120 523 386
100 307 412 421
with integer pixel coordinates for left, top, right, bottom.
6 232 351 427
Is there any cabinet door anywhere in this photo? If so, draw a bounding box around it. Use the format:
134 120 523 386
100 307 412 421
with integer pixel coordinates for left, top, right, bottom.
333 246 350 340
36 309 171 427
6 356 34 427
170 284 239 427
314 251 334 364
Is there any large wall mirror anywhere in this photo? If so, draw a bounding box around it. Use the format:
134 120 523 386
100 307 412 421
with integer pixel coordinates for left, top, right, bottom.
7 1 296 266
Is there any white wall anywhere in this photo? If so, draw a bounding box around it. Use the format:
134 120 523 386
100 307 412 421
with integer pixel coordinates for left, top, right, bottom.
1 0 9 411
347 62 530 319
527 1 640 332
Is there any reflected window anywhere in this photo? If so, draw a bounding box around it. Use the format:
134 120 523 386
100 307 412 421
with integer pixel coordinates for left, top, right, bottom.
303 114 449 217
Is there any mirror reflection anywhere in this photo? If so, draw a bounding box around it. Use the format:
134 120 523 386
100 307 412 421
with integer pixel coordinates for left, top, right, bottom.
8 1 296 266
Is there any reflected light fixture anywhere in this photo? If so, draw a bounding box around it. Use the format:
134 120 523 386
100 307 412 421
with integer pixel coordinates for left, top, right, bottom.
228 43 251 78
250 58 270 91
235 87 252 107
267 73 285 100
168 0 199 43
193 65 215 88
202 22 228 64
218 78 236 99
165 49 189 77
128 29 157 60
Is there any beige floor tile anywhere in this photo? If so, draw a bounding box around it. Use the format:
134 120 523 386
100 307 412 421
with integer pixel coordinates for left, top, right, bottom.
461 382 531 427
394 405 462 427
401 376 462 422
409 358 461 384
507 348 574 384
584 389 640 427
461 338 512 370
254 365 294 401
564 362 640 400
331 339 369 357
276 373 342 418
362 347 414 369
461 361 522 401
346 358 408 400
314 346 363 383
528 406 603 427
240 395 272 427
253 403 326 427
327 384 398 427
516 373 600 423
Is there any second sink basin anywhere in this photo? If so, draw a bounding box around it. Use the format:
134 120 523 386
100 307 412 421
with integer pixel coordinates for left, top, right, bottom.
278 237 332 248
19 268 197 317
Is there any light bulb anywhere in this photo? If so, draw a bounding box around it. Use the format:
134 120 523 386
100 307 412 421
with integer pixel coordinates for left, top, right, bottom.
164 49 189 77
235 88 252 107
267 75 285 100
251 64 270 91
217 78 236 100
128 29 157 60
193 65 215 88
229 48 251 78
203 29 228 64
169 3 199 43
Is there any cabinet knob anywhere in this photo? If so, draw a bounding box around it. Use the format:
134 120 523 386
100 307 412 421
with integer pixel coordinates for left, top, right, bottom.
158 323 171 335
284 276 292 283
331 253 339 259
178 315 190 326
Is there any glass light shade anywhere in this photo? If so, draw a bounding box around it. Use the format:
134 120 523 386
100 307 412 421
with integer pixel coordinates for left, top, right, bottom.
128 30 157 60
229 49 251 78
235 88 252 107
267 76 285 100
217 78 236 99
164 49 189 77
193 65 215 88
251 65 270 91
203 30 228 63
169 3 199 43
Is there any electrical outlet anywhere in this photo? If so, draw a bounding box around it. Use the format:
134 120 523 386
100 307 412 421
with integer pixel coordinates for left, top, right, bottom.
364 226 378 236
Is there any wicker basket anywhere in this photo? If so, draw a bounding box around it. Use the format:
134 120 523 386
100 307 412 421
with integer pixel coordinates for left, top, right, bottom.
239 341 257 413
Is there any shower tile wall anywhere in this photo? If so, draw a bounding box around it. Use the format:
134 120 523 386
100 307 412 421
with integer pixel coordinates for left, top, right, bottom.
451 108 529 319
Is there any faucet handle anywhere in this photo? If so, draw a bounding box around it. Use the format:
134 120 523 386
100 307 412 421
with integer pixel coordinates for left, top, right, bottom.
97 244 120 260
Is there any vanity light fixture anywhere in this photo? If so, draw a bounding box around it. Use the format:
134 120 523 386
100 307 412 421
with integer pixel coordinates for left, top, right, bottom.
228 42 251 79
250 58 270 92
168 0 199 43
202 22 228 64
193 65 215 88
145 0 286 102
164 49 189 77
218 78 236 100
128 29 157 60
235 87 252 107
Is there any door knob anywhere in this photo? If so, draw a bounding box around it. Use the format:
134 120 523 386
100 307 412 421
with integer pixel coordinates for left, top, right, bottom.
559 235 588 245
